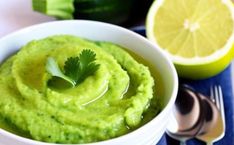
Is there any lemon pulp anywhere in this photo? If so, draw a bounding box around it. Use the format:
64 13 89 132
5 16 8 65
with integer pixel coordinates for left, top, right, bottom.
146 0 234 79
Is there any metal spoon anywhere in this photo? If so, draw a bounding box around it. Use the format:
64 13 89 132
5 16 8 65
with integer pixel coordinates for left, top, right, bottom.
166 85 206 145
196 91 225 145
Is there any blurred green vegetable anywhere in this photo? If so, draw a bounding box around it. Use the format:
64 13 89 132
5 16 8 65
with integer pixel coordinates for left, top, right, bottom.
32 0 74 19
32 0 134 24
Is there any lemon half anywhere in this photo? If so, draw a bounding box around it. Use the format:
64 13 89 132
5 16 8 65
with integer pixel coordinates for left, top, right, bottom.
146 0 234 79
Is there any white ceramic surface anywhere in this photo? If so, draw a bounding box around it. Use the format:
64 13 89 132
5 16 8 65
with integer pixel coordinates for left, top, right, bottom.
0 20 178 145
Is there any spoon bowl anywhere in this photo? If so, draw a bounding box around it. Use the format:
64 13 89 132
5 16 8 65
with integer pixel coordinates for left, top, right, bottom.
167 85 225 145
166 85 205 143
196 86 225 144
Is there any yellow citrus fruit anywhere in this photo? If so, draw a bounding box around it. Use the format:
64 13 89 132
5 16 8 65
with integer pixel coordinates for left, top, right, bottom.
146 0 234 79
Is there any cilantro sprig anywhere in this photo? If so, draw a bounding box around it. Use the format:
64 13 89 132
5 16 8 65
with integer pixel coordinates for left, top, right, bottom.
46 49 100 87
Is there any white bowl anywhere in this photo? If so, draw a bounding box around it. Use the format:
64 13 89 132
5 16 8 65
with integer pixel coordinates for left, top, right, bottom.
0 20 178 145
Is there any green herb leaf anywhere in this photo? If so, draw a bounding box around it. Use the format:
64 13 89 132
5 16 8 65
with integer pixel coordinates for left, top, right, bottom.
64 56 80 82
76 49 100 84
46 57 76 87
46 49 100 88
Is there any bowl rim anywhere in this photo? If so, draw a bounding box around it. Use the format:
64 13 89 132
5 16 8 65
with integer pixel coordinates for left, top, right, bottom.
0 20 178 145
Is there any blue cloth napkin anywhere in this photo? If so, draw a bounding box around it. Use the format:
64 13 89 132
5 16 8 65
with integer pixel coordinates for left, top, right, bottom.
132 28 234 145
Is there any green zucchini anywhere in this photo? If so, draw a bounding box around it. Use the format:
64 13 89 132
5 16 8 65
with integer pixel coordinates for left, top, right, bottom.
32 0 74 19
73 0 134 24
32 0 134 24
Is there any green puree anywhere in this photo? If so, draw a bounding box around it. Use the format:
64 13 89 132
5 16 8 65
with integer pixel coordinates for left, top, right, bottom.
0 35 161 143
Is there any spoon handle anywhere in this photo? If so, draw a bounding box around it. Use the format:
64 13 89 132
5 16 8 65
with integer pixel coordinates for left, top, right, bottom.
180 141 186 145
206 142 213 145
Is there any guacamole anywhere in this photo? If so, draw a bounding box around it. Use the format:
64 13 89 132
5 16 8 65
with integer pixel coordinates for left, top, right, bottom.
0 35 160 143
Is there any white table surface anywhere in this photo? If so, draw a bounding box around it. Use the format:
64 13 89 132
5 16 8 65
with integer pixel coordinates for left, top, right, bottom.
0 0 54 37
1 0 234 94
